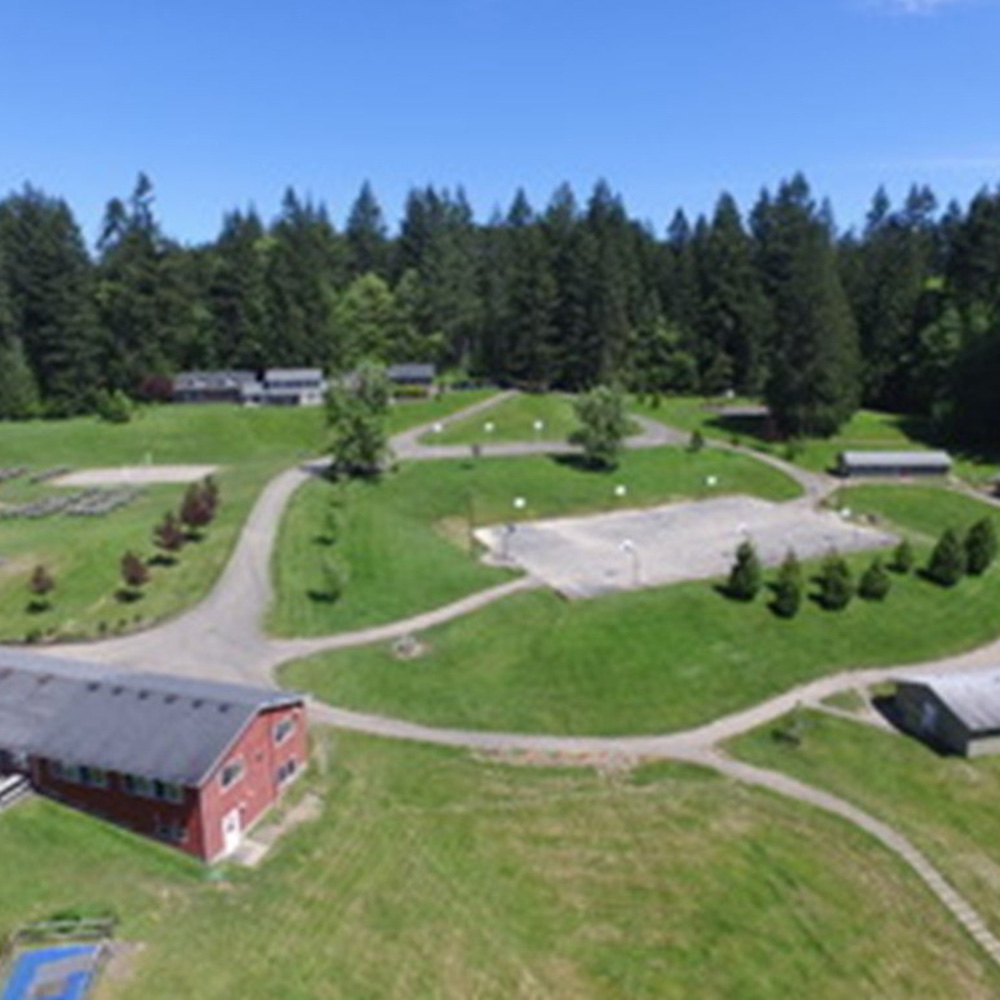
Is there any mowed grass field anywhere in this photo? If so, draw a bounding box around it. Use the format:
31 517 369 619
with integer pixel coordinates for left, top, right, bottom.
2 733 998 999
281 486 1000 735
268 446 800 636
730 710 1000 946
423 392 580 445
0 393 493 642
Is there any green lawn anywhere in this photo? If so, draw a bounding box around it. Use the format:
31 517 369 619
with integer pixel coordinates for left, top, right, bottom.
3 733 997 998
630 396 999 482
422 392 580 444
268 447 800 636
0 405 326 642
729 710 1000 946
280 487 1000 735
0 394 495 642
386 388 498 435
832 483 998 543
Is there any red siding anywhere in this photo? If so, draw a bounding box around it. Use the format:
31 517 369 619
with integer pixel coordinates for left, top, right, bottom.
31 701 307 863
34 761 207 859
199 704 307 862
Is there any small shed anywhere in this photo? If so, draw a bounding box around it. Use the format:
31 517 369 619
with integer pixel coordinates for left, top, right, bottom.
387 363 436 386
836 450 952 479
895 669 1000 756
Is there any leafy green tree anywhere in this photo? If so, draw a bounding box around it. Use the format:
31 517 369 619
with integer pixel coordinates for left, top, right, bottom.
345 181 388 279
0 186 101 413
817 550 854 610
753 175 860 437
569 384 630 469
771 550 803 618
858 557 892 601
926 528 966 587
326 361 391 477
207 209 270 369
331 273 413 370
891 538 915 574
965 518 998 576
0 337 41 418
27 564 55 612
696 193 772 394
726 539 763 602
94 388 133 423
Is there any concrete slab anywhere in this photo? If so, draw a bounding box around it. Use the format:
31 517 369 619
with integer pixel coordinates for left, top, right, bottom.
475 496 896 599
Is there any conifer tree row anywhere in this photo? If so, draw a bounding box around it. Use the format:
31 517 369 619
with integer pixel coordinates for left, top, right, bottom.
1 173 1000 452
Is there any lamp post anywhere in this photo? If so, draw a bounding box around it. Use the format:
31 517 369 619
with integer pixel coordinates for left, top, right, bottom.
620 538 639 587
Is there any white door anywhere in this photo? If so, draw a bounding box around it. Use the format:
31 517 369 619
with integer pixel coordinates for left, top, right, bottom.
222 808 242 856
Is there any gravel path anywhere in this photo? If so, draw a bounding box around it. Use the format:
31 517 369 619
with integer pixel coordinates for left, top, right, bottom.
25 390 1000 970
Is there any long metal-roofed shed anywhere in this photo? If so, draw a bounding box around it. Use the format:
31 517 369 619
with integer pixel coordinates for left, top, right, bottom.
895 668 1000 756
836 450 952 478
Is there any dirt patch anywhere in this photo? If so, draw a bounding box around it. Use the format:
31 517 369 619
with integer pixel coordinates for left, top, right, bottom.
52 465 219 487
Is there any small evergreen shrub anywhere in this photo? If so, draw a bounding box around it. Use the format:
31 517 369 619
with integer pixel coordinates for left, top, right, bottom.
858 557 891 601
926 528 966 587
965 518 998 576
771 551 803 618
817 550 854 611
726 540 762 601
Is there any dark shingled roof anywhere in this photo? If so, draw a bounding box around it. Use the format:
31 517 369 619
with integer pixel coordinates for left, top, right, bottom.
387 363 436 383
0 648 303 786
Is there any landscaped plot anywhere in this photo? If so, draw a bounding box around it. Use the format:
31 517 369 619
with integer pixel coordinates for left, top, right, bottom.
476 495 894 598
281 544 1000 735
0 395 494 643
5 734 995 999
421 392 579 444
268 447 801 635
729 710 1000 944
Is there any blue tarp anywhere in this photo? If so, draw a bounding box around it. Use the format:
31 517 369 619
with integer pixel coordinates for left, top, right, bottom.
1 944 98 1000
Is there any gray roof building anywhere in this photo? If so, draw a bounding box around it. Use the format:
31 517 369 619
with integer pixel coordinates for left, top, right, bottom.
387 363 436 384
837 450 952 477
895 668 1000 756
0 648 301 785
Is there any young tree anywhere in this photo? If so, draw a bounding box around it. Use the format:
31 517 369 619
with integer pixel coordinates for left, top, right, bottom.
891 538 915 574
688 429 706 453
120 550 149 598
817 550 854 610
858 557 892 601
27 564 55 611
569 384 630 469
926 528 966 587
180 483 214 537
727 539 763 601
153 511 186 562
326 361 391 477
965 517 998 576
771 550 803 618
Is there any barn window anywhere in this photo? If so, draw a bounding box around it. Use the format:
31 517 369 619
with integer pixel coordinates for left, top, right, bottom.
276 758 298 786
153 780 184 803
273 717 296 745
80 767 108 789
123 773 153 797
220 759 245 790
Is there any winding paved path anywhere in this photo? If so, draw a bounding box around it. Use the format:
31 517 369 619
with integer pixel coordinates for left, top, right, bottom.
25 390 1000 970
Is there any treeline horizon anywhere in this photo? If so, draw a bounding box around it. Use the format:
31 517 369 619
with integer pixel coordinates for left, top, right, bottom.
0 172 998 447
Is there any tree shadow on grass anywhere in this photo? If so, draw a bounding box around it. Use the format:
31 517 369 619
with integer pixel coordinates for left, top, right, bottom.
548 453 615 474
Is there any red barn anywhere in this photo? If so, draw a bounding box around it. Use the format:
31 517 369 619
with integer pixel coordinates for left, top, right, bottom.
0 649 307 862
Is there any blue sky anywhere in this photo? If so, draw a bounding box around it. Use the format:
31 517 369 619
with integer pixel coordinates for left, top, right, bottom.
2 0 999 244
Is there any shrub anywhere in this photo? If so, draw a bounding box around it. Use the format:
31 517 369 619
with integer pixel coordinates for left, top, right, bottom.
817 550 854 611
569 385 630 470
965 518 998 576
28 564 55 604
94 388 133 424
926 528 966 587
858 557 892 601
771 551 803 618
153 511 185 560
120 550 149 598
890 538 915 574
688 429 705 454
726 540 762 601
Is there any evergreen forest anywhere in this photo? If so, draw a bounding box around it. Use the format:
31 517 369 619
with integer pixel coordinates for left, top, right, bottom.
1 172 998 448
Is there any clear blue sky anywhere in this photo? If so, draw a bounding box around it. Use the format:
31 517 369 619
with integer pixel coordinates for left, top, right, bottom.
3 0 999 245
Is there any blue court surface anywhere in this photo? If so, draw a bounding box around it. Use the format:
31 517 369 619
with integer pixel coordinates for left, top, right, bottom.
1 944 99 1000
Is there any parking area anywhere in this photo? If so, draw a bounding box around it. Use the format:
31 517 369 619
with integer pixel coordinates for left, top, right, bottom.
475 496 896 599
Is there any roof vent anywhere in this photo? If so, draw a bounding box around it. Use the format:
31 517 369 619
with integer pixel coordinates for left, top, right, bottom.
137 690 149 700
87 682 101 692
218 703 230 713
111 686 124 695
164 694 178 704
192 699 203 709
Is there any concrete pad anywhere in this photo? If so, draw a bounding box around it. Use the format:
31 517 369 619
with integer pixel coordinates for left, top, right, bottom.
475 496 896 599
53 465 219 487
